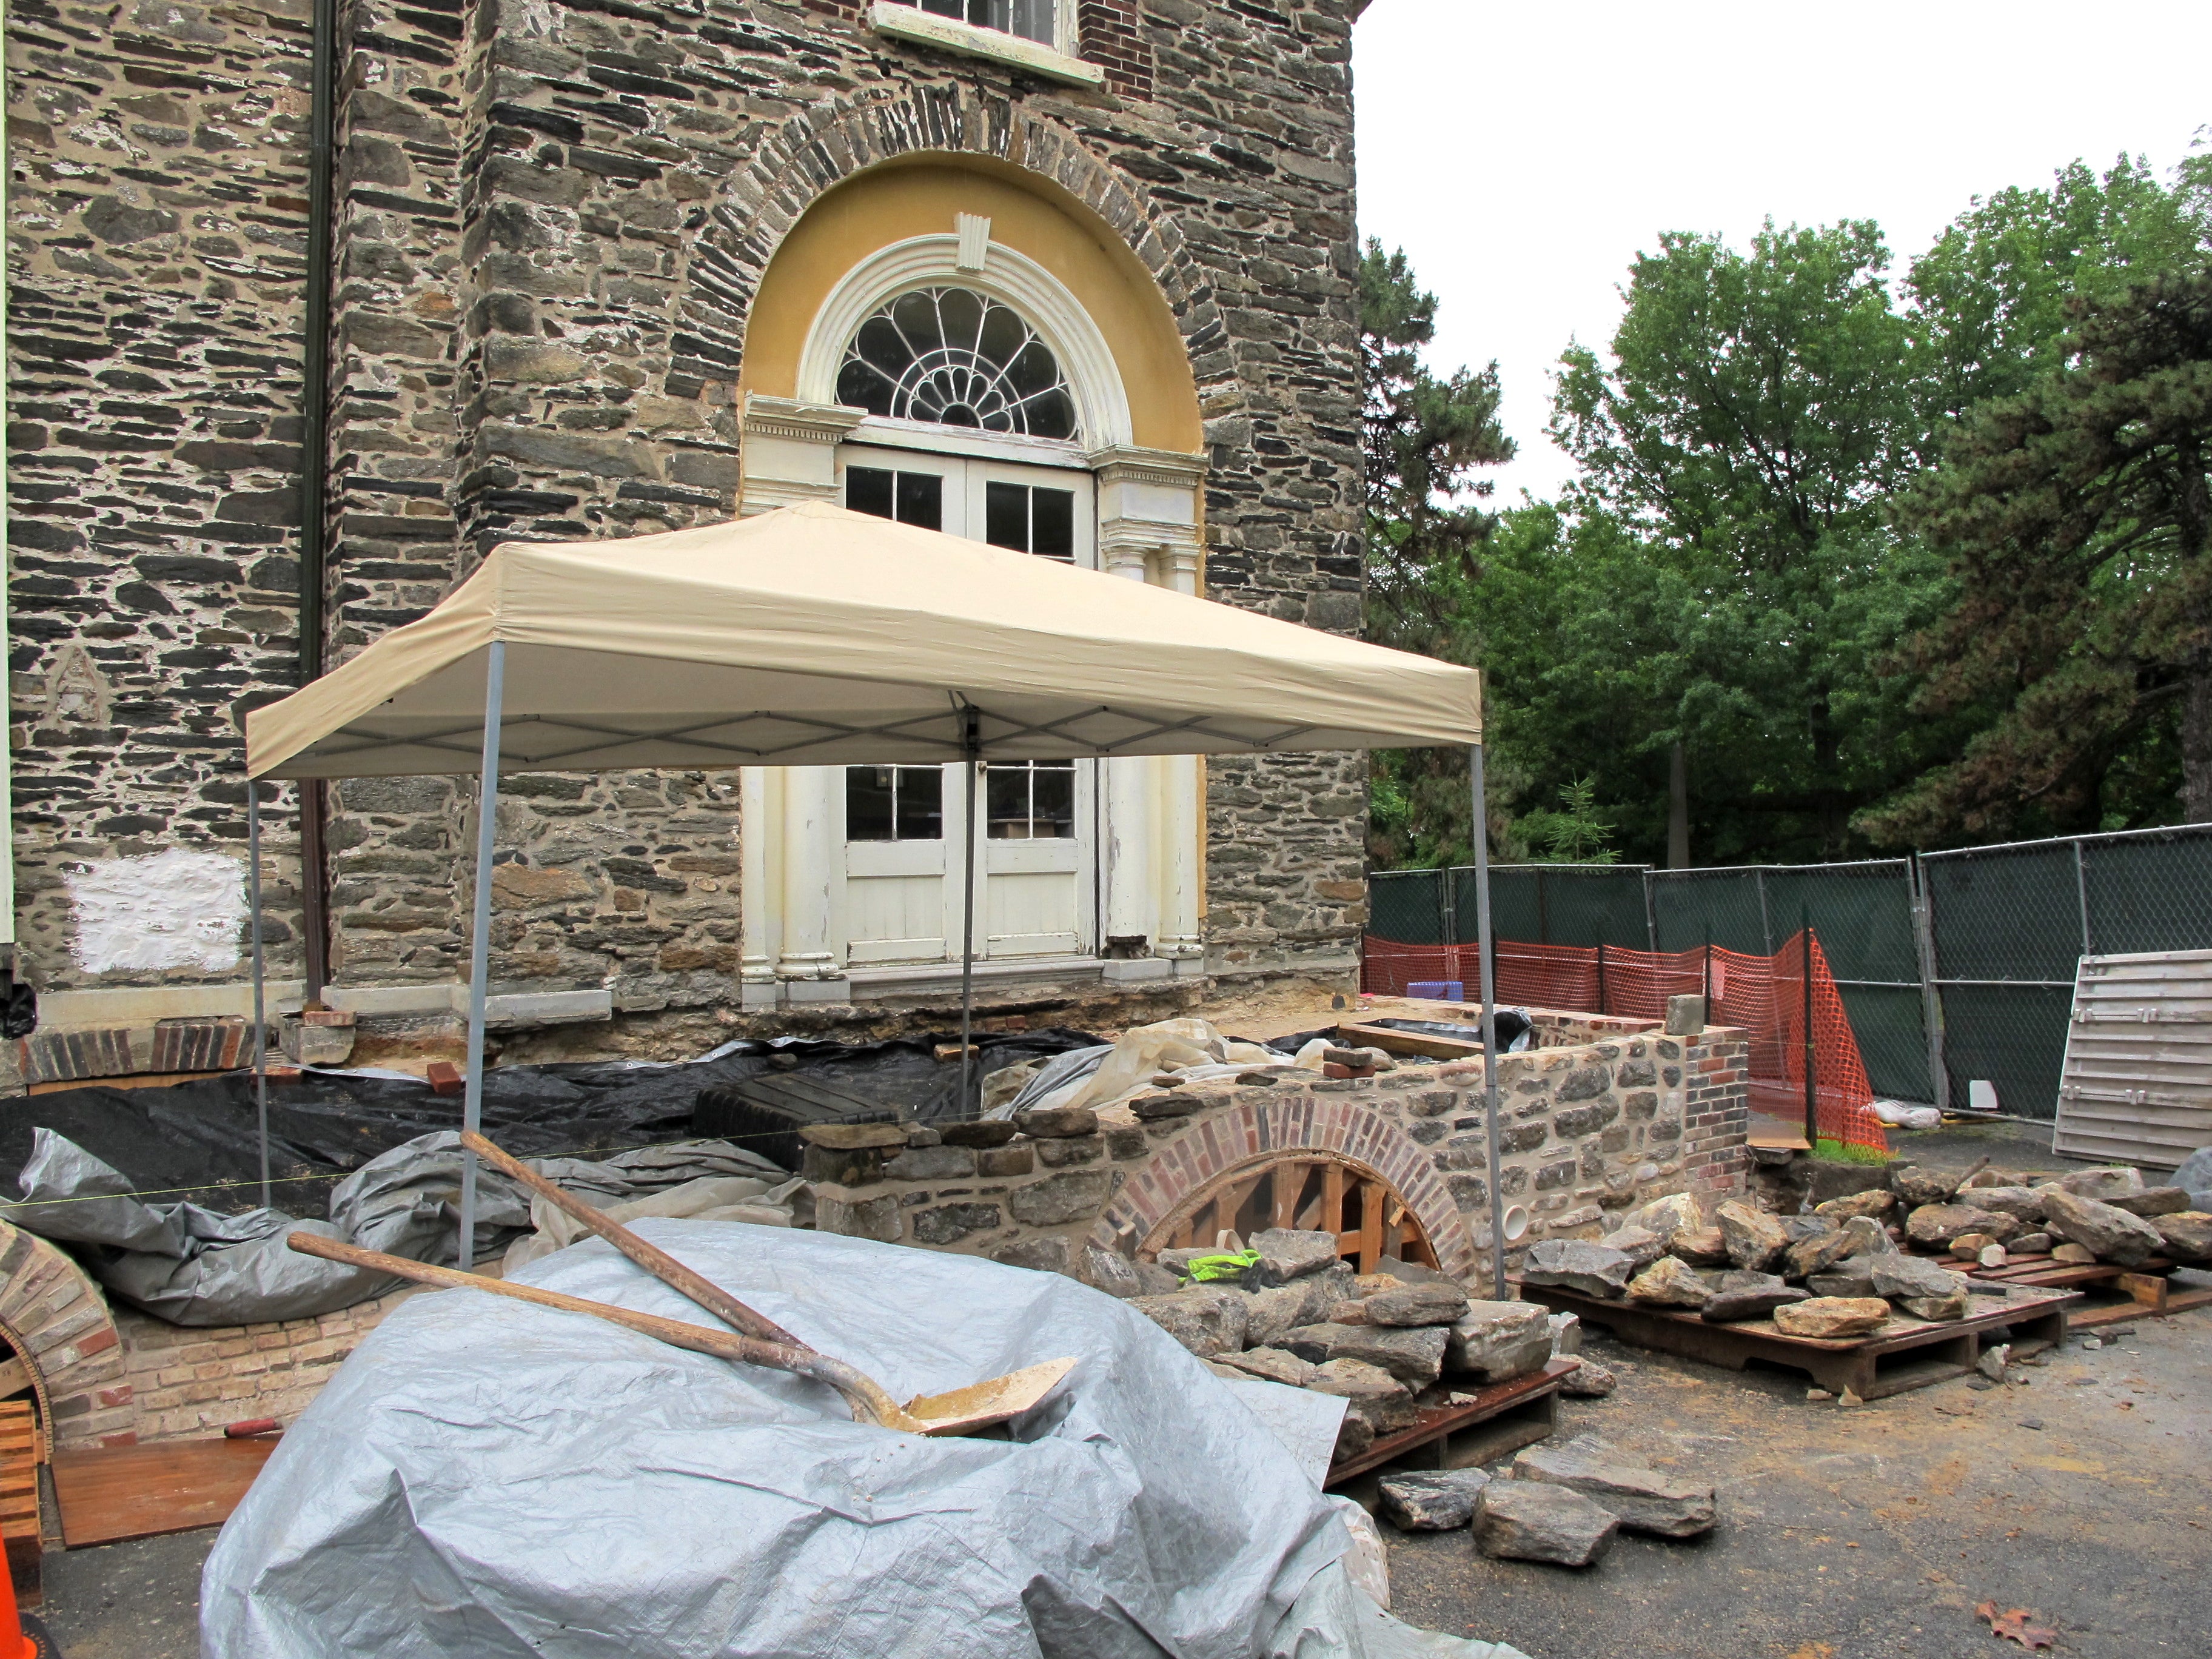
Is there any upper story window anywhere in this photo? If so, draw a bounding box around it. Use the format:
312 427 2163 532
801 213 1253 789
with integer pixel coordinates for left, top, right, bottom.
866 1 1101 87
836 287 1079 441
886 0 1056 47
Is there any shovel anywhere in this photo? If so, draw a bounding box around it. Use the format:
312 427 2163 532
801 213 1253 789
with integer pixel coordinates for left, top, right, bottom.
287 1140 1073 1437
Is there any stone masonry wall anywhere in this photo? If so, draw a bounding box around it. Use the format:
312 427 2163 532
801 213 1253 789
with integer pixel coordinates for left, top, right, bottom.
813 1018 1753 1280
8 0 1371 1036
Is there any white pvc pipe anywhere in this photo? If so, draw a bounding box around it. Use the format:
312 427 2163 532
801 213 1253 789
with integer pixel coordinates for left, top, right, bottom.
458 640 506 1271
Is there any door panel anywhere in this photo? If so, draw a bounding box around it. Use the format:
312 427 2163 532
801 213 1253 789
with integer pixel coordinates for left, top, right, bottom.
834 444 1096 965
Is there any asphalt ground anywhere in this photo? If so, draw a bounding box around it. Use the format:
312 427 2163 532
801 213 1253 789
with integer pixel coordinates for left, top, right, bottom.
1389 1286 2212 1659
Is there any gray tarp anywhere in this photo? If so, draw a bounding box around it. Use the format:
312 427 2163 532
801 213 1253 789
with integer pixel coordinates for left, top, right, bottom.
199 1221 1529 1659
0 1128 786 1326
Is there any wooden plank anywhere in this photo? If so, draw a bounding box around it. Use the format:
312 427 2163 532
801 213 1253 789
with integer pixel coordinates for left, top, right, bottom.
1356 1179 1384 1273
1747 1124 1812 1152
0 1359 29 1401
2118 1272 2170 1312
53 1437 280 1548
2069 1287 2212 1328
1326 1360 1576 1486
1335 1022 1483 1061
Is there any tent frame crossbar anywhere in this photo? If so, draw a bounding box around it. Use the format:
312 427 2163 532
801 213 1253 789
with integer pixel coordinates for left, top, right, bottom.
280 705 1324 775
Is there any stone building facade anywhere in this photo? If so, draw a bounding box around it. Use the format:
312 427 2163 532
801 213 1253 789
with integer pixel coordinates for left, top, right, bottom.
5 0 1374 1066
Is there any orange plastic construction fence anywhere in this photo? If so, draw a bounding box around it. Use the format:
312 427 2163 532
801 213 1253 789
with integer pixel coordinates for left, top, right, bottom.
1361 930 1887 1153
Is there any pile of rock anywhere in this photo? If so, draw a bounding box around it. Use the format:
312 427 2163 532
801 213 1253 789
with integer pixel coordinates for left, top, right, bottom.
1378 1435 1717 1569
1520 1189 1975 1334
1889 1161 2212 1271
1116 1228 1569 1464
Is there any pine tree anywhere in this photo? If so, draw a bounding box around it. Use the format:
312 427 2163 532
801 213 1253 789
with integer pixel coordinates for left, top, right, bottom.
1870 267 2212 839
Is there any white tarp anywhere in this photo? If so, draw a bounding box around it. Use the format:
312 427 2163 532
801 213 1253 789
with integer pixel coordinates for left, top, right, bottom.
200 1221 1528 1659
244 502 1483 780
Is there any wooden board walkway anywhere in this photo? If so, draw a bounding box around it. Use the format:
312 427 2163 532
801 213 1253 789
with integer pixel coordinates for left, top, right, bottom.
1326 1358 1576 1487
53 1435 279 1548
1515 1281 2076 1400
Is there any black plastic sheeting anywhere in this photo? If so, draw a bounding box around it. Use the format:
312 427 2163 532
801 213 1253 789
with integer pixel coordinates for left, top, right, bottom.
1262 1011 1532 1057
0 1028 1102 1221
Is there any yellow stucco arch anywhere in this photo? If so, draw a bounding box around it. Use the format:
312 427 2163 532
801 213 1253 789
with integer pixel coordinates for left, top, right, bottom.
737 154 1204 454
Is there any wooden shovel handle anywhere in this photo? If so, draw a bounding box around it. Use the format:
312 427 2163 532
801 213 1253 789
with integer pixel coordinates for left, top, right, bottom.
285 1230 923 1433
458 1129 806 1352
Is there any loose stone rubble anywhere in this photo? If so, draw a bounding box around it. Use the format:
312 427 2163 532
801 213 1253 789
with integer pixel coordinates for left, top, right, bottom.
1512 1440 1717 1538
1473 1481 1620 1567
1378 1469 1492 1531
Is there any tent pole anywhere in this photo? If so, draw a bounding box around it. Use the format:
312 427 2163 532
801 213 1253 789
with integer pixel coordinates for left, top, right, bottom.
1470 742 1507 1301
958 711 980 1113
459 640 506 1272
249 784 269 1208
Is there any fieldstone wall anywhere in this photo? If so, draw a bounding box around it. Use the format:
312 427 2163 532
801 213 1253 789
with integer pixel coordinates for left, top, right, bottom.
813 1019 1754 1279
7 0 1370 1036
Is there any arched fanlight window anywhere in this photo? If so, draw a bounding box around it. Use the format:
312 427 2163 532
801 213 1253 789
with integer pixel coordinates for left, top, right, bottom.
836 287 1079 441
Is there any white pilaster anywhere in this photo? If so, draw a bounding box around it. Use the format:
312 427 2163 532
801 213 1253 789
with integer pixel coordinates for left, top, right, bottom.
1091 446 1207 964
739 395 867 517
777 765 844 993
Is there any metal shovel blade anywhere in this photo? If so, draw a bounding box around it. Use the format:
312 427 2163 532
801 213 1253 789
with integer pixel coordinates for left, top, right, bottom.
903 1356 1077 1436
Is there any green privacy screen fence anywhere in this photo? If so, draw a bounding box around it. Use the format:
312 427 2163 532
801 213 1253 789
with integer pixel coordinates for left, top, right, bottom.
1367 823 2212 1121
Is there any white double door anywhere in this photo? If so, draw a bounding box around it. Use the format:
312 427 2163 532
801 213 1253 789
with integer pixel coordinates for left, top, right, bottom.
834 443 1099 967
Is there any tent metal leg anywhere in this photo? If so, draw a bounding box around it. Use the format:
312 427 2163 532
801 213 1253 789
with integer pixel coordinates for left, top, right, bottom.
458 640 507 1271
1471 742 1507 1301
957 712 980 1114
249 785 269 1208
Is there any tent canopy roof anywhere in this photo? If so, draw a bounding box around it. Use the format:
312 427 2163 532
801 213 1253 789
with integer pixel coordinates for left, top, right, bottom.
245 501 1482 780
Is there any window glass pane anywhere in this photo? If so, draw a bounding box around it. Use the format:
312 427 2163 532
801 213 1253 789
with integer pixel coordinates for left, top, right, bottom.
839 286 1076 440
1030 488 1074 561
893 471 942 529
985 481 1029 551
1007 0 1054 44
1032 762 1075 837
847 766 895 840
986 764 1030 839
920 0 963 15
846 466 894 520
894 767 943 840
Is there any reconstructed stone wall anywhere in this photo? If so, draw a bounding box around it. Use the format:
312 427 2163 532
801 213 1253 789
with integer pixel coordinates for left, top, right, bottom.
813 1019 1754 1277
7 0 1371 1041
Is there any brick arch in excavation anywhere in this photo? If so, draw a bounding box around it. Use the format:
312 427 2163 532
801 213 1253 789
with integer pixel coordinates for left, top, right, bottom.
679 88 1219 414
1088 1099 1481 1282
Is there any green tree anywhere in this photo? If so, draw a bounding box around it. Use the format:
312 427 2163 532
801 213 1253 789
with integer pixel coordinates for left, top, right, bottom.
1549 221 1947 858
1906 155 2212 425
1359 241 1515 866
1865 267 2212 841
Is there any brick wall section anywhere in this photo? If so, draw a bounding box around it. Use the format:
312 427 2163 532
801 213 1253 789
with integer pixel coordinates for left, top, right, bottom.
0 1221 131 1450
113 1285 420 1444
8 0 1370 1019
1681 1035 1752 1195
1077 0 1153 99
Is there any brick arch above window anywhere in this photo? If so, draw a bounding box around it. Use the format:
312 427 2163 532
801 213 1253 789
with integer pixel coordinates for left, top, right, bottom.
1087 1097 1483 1281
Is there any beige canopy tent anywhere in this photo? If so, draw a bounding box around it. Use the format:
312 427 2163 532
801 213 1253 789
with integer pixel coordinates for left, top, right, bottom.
240 502 1513 1289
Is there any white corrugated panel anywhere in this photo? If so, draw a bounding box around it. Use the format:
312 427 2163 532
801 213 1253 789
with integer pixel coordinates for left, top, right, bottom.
2054 948 2212 1169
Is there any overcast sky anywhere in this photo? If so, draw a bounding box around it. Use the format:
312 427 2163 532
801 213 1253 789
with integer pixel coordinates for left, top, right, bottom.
1353 1 2212 504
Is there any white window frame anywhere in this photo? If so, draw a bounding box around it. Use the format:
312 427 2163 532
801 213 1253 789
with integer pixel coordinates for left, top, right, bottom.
864 1 1104 89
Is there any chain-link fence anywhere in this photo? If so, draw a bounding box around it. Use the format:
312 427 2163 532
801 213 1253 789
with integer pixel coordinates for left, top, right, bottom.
1369 825 2212 1121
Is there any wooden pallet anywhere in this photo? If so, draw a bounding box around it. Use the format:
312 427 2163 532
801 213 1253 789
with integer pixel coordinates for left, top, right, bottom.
0 1401 38 1607
52 1436 280 1549
1949 1250 2212 1326
1516 1281 2076 1400
1326 1359 1577 1488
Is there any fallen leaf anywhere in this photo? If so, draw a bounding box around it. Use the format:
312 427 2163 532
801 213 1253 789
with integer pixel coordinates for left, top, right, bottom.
1976 1601 2057 1650
1781 1644 1835 1659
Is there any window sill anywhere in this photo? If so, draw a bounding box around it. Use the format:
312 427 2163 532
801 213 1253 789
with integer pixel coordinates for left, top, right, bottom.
865 3 1105 89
